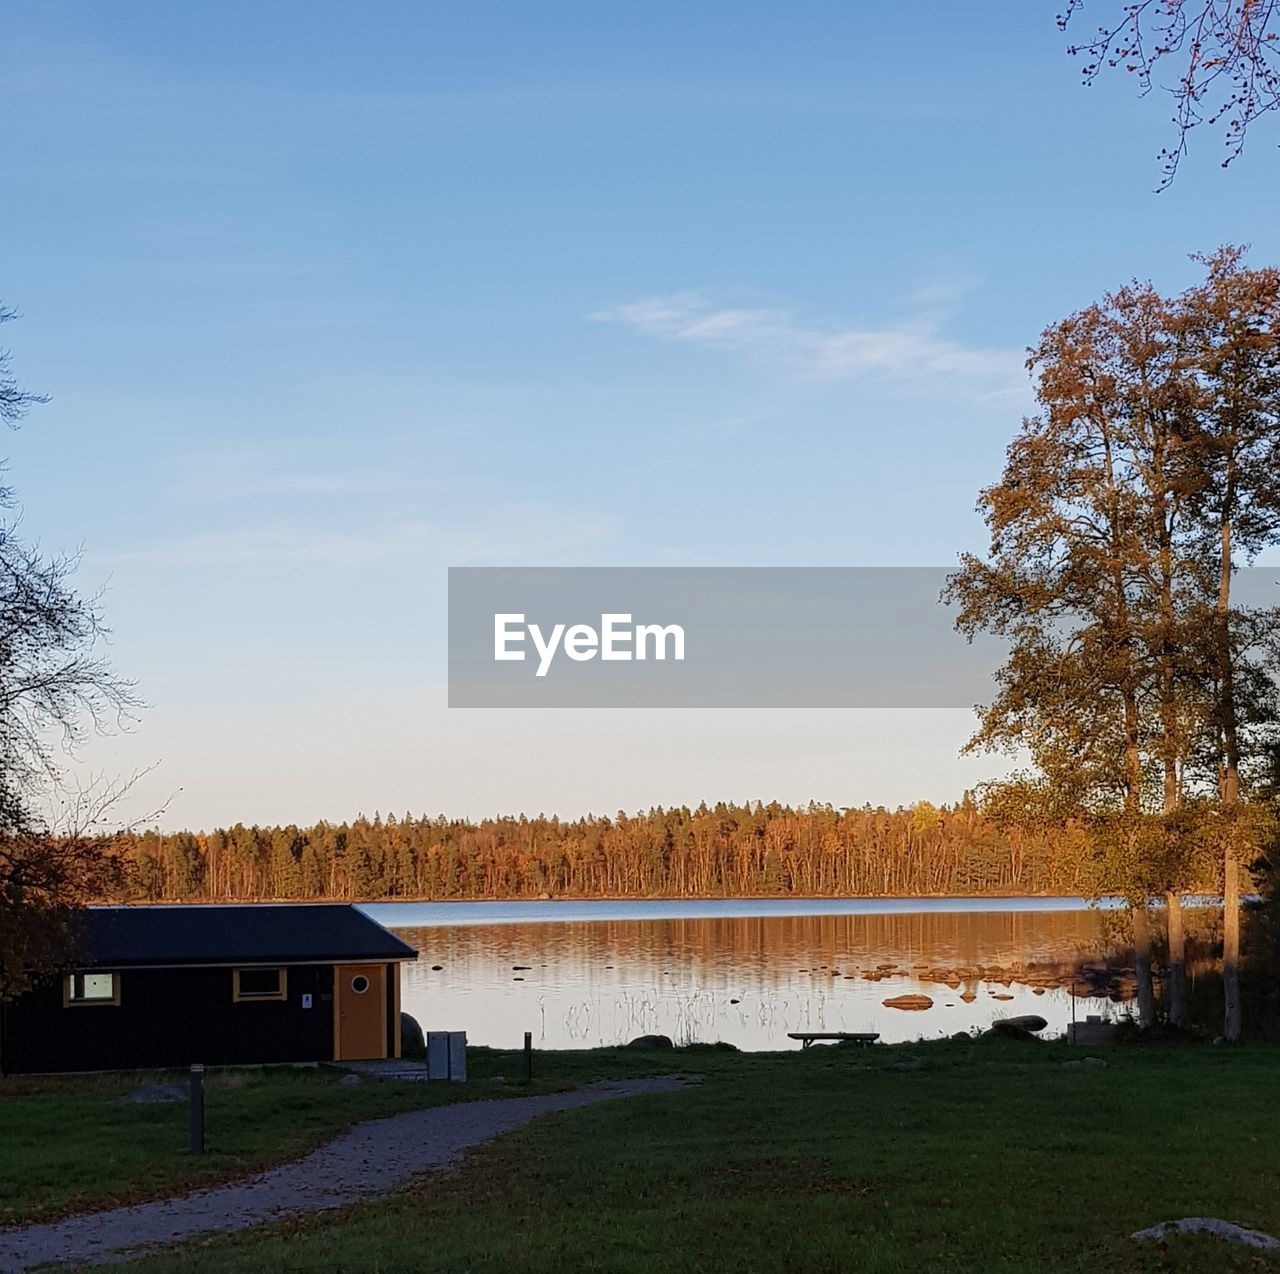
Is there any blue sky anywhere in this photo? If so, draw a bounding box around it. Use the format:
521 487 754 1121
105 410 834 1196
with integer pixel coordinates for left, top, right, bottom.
4 3 1279 830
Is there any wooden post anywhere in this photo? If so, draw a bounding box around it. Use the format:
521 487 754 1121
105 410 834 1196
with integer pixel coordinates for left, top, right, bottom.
523 1031 532 1085
189 1064 205 1156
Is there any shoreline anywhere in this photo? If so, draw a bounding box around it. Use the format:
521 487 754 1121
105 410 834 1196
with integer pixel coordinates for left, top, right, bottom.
92 891 1240 915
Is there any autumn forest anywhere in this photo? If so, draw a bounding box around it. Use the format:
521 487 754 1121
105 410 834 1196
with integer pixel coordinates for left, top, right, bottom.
108 801 1217 904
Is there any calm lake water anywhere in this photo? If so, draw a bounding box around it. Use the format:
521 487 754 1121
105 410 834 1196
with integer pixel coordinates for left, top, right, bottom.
362 897 1166 1051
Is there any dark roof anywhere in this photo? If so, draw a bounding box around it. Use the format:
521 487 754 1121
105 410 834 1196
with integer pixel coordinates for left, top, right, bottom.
73 905 417 967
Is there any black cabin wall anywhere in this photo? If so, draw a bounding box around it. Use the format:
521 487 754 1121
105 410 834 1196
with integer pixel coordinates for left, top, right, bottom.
0 965 336 1074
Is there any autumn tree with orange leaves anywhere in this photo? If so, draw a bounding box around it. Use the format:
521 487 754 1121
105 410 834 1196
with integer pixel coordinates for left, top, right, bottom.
948 246 1280 1038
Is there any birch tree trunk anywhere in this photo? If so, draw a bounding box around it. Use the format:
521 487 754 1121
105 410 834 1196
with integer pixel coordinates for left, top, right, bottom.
1165 891 1186 1028
1133 904 1157 1029
1223 852 1241 1041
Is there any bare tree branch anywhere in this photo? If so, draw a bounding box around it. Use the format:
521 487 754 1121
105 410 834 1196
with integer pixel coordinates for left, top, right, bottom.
1 305 144 999
1059 1 1280 187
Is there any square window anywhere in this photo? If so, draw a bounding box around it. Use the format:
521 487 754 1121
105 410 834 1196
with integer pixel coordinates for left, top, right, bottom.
66 971 119 1006
233 968 287 1001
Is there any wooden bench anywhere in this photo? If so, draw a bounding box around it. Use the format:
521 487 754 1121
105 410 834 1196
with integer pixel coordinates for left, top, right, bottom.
787 1032 880 1050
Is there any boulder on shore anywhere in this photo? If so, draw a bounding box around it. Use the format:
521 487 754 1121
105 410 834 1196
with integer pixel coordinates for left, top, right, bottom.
1132 1218 1280 1250
626 1034 675 1050
119 1084 185 1105
400 1012 426 1059
985 1020 1040 1041
882 994 933 1012
993 1014 1047 1033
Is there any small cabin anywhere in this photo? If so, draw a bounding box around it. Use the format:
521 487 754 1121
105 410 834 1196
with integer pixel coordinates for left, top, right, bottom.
0 904 418 1075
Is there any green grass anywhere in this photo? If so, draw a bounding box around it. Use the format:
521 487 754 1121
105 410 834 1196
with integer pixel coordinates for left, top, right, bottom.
9 1042 1280 1272
99 1039 1280 1274
0 1050 616 1226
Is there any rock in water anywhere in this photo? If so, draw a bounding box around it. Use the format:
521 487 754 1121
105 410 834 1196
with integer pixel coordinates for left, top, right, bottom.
993 1015 1047 1033
626 1034 675 1050
882 994 933 1011
400 1011 426 1059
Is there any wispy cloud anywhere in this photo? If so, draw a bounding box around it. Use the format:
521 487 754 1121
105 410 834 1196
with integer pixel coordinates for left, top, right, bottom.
101 504 617 569
249 472 440 496
169 448 441 501
594 290 1023 389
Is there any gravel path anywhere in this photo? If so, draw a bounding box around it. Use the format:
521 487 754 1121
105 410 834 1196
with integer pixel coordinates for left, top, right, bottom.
0 1076 691 1271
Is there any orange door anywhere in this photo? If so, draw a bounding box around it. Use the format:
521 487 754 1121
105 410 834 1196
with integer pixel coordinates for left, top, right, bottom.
335 964 386 1060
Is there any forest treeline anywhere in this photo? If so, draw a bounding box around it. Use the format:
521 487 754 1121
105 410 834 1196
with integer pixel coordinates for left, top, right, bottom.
107 800 1225 903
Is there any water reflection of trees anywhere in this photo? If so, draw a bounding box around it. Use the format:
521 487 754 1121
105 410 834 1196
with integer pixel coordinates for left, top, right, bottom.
398 910 1136 980
396 909 1178 1048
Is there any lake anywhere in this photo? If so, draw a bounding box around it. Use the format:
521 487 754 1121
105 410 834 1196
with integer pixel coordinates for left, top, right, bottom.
361 897 1187 1051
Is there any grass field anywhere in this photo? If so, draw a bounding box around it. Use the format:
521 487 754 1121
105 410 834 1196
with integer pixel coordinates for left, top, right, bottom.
7 1039 1280 1272
0 1049 624 1226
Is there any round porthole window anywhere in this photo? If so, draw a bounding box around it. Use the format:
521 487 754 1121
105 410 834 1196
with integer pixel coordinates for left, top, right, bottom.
351 975 370 994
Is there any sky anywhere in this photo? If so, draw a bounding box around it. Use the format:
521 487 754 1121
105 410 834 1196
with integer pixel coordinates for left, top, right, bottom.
3 2 1280 831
